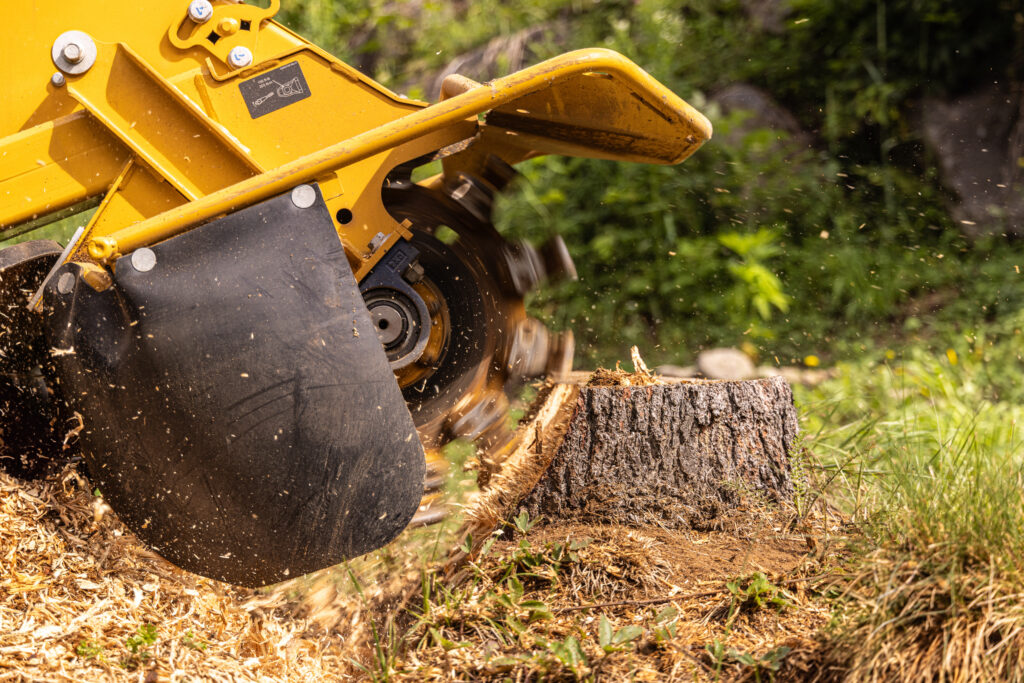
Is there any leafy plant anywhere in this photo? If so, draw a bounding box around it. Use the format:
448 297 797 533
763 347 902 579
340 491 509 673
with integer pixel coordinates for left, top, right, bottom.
727 572 795 612
651 605 679 643
181 630 208 652
512 510 537 535
597 614 643 653
120 623 158 671
75 640 102 659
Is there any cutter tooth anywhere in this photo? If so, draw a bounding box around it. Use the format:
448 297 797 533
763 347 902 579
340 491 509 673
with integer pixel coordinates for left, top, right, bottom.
500 235 577 296
444 173 495 223
546 329 575 380
500 241 545 296
538 235 578 283
505 316 551 381
446 392 510 443
479 154 519 191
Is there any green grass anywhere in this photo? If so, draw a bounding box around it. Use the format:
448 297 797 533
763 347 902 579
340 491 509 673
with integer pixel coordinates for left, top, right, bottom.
793 311 1024 678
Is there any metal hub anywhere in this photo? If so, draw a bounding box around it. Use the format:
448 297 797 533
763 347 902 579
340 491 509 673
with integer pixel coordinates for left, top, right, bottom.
362 288 429 369
370 300 408 347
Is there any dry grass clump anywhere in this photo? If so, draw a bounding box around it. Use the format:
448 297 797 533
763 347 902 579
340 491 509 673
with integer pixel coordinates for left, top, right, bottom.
0 467 350 681
819 553 1024 682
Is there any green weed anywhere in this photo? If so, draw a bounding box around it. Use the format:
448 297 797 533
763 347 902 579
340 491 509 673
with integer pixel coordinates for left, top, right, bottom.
120 623 157 671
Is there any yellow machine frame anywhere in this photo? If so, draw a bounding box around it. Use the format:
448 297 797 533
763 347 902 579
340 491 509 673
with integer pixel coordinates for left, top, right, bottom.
1 0 710 281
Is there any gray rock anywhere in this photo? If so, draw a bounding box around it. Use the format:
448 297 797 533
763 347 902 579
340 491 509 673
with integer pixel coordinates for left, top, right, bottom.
740 0 790 34
696 348 756 380
656 364 697 378
419 22 568 98
711 83 812 153
921 83 1024 236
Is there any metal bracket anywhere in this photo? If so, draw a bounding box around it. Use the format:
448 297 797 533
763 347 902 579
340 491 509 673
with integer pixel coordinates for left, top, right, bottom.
167 0 280 70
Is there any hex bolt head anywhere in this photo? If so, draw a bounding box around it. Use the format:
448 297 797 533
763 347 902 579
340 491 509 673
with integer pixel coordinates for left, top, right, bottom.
50 72 66 87
290 184 317 209
52 31 97 75
56 272 76 295
228 46 253 68
131 247 157 273
187 0 213 23
62 42 83 64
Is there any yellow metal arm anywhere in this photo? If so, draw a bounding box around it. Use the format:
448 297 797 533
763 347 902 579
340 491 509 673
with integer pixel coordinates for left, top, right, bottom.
90 48 711 260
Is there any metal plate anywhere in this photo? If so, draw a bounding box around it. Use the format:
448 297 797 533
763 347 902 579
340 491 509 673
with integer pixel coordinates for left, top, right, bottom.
43 187 424 587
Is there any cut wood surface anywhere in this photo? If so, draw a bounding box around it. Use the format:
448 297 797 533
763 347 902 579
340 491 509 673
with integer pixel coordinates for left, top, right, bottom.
516 374 799 529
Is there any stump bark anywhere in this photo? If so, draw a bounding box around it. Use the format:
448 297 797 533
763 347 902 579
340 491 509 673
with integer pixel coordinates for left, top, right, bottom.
513 375 798 529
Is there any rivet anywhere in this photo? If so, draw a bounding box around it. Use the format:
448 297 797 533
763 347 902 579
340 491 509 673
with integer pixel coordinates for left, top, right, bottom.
57 272 75 294
131 247 157 273
290 184 317 209
51 72 66 87
62 43 83 64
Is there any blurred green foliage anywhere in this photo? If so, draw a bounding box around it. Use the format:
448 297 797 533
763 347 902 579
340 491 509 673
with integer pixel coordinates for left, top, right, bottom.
274 0 1022 366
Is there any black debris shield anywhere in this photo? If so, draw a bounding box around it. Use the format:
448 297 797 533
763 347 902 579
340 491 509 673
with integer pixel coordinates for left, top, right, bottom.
43 186 425 587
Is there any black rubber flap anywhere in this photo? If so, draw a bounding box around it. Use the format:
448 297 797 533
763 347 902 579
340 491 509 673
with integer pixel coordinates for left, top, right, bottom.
44 187 425 587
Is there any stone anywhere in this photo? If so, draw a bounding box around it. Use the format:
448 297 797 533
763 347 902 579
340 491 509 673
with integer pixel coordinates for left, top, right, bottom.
921 82 1024 236
696 347 756 380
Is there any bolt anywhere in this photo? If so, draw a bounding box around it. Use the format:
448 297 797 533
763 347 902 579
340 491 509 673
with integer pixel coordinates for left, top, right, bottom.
228 46 252 68
402 262 424 284
62 42 83 64
290 184 316 209
187 0 213 23
218 17 240 36
57 272 75 295
368 232 387 253
50 72 65 87
130 248 157 273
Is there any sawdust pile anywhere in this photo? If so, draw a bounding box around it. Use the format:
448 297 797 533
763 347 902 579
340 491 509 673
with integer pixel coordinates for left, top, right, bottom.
0 467 347 681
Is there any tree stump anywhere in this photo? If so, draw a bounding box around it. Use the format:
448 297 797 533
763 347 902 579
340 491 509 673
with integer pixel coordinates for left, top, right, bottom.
511 374 799 530
441 372 799 584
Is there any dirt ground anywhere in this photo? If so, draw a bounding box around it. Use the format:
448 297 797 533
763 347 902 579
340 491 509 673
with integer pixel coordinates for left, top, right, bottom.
388 504 845 681
0 371 849 680
0 468 848 682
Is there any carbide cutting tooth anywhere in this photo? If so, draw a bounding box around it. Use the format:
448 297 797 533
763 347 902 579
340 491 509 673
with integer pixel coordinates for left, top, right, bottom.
505 317 550 381
480 154 519 192
446 393 509 443
499 241 545 296
539 235 577 283
546 329 575 380
444 173 494 223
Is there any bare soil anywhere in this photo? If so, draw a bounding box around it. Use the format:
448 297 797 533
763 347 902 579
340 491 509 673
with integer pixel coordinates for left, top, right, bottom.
392 506 844 681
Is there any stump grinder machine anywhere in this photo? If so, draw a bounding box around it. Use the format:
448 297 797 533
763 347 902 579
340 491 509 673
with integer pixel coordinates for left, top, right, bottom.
0 0 710 586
